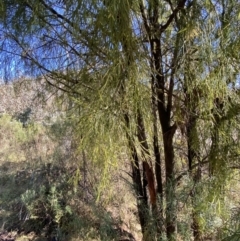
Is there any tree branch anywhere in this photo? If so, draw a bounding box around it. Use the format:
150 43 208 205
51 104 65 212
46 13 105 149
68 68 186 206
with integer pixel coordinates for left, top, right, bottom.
160 0 187 33
139 0 151 38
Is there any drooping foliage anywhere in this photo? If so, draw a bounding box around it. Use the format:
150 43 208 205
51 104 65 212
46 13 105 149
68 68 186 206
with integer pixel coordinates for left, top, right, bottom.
1 1 240 240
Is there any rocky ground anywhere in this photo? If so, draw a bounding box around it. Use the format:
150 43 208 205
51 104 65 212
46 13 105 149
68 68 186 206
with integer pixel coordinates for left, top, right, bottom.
0 232 15 241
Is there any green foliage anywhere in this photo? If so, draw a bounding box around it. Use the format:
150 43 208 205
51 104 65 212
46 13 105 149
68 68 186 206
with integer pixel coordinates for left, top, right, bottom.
1 1 240 241
0 114 40 162
0 109 136 240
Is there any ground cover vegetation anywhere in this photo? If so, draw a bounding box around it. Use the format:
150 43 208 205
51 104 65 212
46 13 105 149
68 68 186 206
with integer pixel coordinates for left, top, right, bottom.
0 0 240 240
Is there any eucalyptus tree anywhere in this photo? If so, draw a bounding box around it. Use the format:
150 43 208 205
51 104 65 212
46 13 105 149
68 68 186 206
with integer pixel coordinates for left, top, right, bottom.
1 0 240 240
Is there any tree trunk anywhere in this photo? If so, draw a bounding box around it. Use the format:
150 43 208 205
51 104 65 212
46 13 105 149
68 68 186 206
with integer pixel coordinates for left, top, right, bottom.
150 33 177 240
162 125 177 240
152 79 163 234
140 1 187 239
137 110 157 209
124 112 148 232
152 35 177 239
185 88 202 241
187 117 202 241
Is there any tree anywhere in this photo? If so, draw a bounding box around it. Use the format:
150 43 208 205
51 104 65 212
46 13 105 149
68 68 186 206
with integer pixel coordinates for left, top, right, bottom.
1 1 240 240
